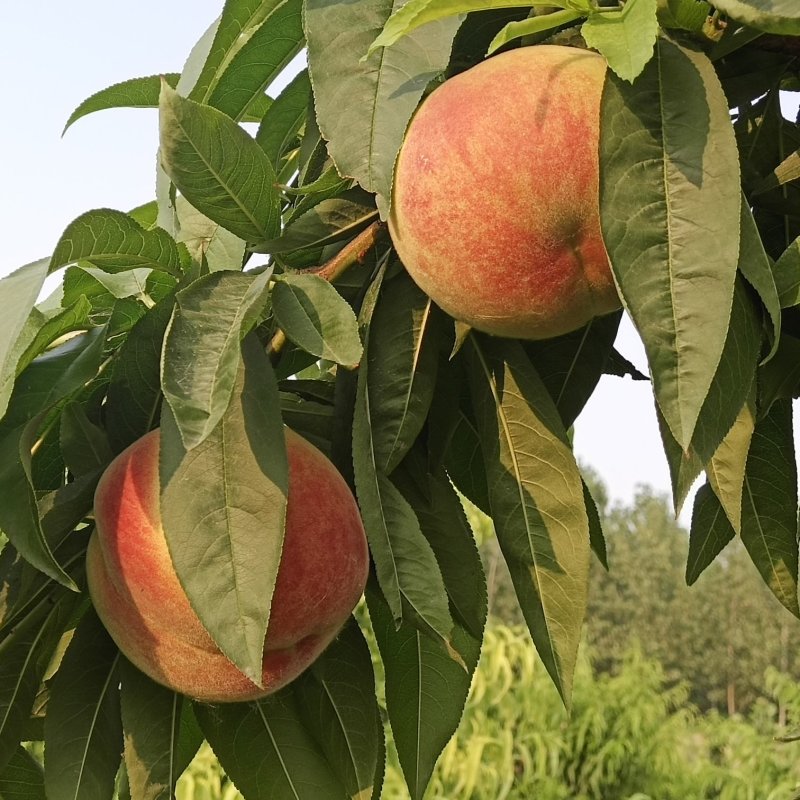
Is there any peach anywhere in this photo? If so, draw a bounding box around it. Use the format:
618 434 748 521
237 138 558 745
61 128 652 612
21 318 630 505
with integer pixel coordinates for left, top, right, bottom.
87 427 368 703
389 45 621 340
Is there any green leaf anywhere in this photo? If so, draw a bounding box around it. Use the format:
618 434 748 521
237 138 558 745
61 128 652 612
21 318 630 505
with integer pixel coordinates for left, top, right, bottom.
773 236 800 307
158 82 281 243
207 0 304 121
272 274 363 368
393 449 488 640
582 0 659 82
706 396 755 533
367 581 479 800
44 610 123 800
656 278 761 512
523 311 621 429
63 75 180 134
2 327 107 431
120 661 203 800
188 0 288 104
466 336 589 705
51 210 182 276
194 693 348 799
359 273 440 473
161 270 272 450
0 260 51 422
174 197 246 272
256 70 312 170
600 35 741 451
487 9 581 55
0 747 45 800
369 0 538 52
159 335 288 685
0 596 76 773
740 398 799 617
584 479 608 569
0 330 106 589
305 0 461 215
255 195 378 253
708 0 800 34
59 403 113 478
443 410 490 515
352 336 454 643
738 198 781 357
7 298 93 399
758 333 800 411
295 621 381 799
105 293 175 453
686 482 736 585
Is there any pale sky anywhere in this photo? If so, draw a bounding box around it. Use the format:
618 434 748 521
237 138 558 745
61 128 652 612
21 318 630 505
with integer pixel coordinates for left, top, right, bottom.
2 4 797 522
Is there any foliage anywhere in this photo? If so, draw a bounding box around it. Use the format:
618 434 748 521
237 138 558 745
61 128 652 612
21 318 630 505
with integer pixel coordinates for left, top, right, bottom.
1 0 800 797
172 624 800 799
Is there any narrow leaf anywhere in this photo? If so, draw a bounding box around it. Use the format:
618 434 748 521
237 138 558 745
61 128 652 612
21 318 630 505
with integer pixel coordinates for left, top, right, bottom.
161 270 272 450
466 336 589 705
773 236 800 308
738 198 781 358
740 398 799 616
63 75 180 134
0 260 51 423
369 0 535 52
256 69 312 170
189 0 288 104
120 661 203 800
686 482 736 585
105 293 175 453
195 693 347 799
295 621 381 800
0 596 76 773
600 36 741 450
706 395 755 533
306 0 461 214
352 339 454 642
160 335 288 685
367 583 479 800
524 311 621 429
361 273 440 473
207 0 304 121
159 82 281 243
394 451 488 640
44 610 123 800
487 10 581 55
51 210 182 276
272 275 363 368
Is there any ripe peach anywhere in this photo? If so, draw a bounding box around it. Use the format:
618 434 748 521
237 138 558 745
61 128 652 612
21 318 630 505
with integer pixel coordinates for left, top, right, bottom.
87 427 368 703
389 45 620 340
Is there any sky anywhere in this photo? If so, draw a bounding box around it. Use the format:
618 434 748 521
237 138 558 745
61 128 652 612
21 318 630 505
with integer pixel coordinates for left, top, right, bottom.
1 3 798 524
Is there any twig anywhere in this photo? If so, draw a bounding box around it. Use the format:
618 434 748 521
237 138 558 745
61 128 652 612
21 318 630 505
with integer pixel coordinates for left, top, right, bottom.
267 221 387 361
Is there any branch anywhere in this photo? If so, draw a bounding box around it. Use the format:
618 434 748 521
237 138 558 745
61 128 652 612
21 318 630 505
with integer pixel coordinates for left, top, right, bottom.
267 221 388 361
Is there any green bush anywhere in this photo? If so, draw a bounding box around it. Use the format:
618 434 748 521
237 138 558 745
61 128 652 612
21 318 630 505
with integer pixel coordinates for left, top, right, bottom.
174 623 800 800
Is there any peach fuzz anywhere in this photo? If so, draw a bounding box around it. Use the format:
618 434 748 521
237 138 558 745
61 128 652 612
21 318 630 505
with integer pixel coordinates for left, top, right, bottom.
87 427 369 703
389 45 621 340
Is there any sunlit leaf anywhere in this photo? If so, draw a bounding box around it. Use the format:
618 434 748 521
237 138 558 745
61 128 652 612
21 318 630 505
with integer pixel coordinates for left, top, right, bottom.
159 83 281 243
467 336 589 705
600 36 741 450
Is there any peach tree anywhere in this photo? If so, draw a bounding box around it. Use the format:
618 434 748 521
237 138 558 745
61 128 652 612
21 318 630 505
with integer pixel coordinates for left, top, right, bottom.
1 0 800 798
